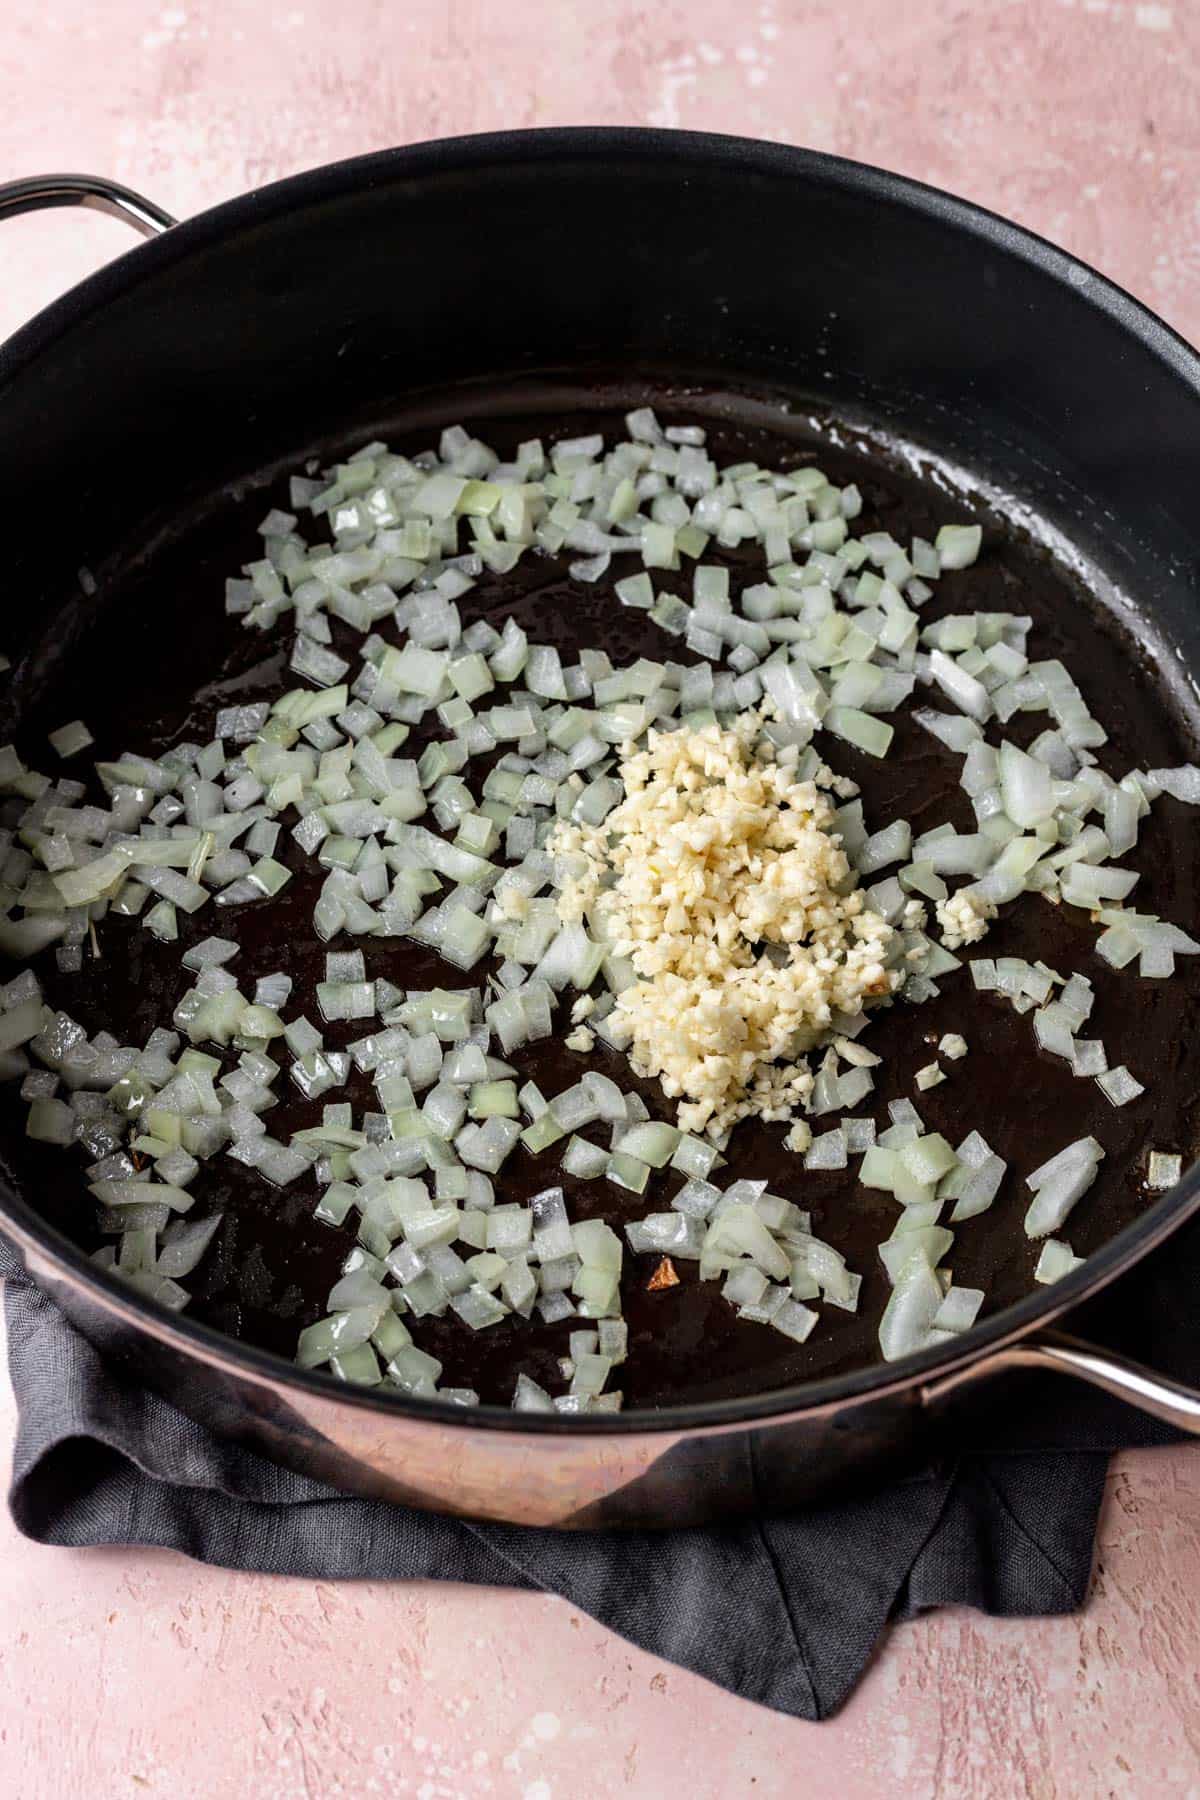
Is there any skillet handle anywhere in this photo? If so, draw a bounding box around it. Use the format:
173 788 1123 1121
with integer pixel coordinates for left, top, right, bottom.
923 1327 1200 1434
0 174 175 239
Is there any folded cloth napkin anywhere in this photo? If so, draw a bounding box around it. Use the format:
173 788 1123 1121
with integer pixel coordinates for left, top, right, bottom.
3 1219 1195 1721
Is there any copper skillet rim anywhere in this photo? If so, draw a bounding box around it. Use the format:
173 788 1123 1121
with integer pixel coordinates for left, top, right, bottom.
7 1170 1200 1439
3 126 1200 1438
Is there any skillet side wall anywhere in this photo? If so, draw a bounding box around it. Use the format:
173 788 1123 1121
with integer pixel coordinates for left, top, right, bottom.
16 1226 937 1526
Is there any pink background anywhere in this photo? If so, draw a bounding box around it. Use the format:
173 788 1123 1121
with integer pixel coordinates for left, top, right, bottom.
3 2 1200 1794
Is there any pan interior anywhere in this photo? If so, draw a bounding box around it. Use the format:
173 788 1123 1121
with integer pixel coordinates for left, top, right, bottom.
3 371 1200 1414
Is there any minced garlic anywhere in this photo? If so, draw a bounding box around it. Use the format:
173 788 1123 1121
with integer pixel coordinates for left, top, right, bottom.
936 889 995 950
550 715 898 1137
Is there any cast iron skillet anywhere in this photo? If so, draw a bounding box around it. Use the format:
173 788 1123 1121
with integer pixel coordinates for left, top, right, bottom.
2 133 1200 1529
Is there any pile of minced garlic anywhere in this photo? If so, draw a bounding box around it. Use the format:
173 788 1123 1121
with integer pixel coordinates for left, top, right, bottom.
549 714 899 1137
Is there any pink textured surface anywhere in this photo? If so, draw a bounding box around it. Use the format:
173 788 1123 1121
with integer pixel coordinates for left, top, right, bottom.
3 2 1200 1793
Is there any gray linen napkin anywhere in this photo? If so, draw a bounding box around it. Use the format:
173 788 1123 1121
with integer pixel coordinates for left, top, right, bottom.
3 1222 1190 1721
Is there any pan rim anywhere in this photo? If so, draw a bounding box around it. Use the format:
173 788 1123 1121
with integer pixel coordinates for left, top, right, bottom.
3 125 1200 1439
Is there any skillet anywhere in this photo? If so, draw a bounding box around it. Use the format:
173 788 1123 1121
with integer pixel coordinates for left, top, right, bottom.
2 133 1200 1526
